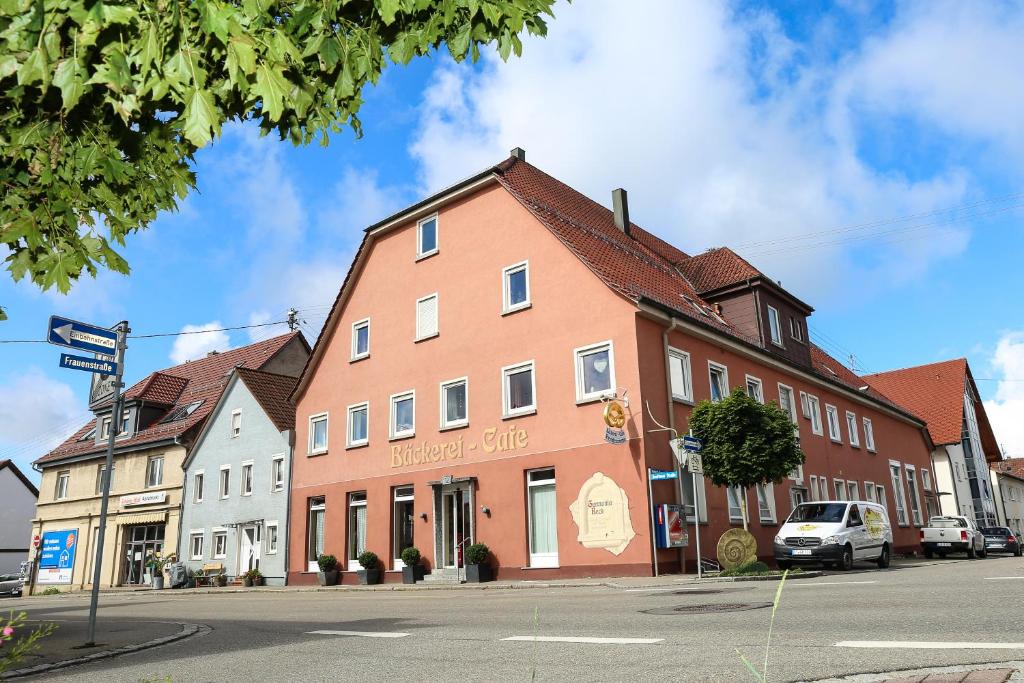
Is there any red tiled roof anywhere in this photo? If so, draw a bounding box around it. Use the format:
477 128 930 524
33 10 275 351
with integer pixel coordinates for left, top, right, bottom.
124 372 190 405
678 247 762 294
35 332 303 466
993 458 1024 482
864 359 968 446
808 345 906 412
235 368 298 433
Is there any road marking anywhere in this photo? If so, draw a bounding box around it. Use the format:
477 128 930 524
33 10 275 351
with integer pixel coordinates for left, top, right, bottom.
790 581 877 587
624 586 702 592
836 641 1024 650
984 576 1024 580
306 630 410 638
503 636 663 645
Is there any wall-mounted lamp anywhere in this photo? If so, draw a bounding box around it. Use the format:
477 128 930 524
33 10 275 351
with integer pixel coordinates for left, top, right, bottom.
420 512 428 521
481 506 491 517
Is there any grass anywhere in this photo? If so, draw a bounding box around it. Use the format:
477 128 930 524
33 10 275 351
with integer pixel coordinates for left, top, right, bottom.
735 569 790 682
719 561 803 578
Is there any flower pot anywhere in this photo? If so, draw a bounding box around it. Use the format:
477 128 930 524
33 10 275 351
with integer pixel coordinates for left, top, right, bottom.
401 565 425 584
465 563 492 583
243 576 253 587
317 569 339 586
357 568 381 585
254 576 264 586
152 574 165 590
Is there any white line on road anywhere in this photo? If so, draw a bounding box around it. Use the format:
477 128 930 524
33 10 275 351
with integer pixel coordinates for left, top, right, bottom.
836 641 1024 650
306 630 410 638
623 586 702 592
502 636 663 645
984 576 1024 580
790 581 878 587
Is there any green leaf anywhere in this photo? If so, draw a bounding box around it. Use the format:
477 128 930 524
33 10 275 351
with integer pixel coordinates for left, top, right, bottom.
253 63 290 121
448 22 472 61
139 22 161 76
227 37 258 76
181 88 221 147
0 54 17 79
53 58 87 109
378 0 401 24
16 46 47 86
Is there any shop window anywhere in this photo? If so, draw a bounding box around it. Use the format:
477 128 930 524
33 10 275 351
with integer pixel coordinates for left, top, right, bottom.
307 497 325 572
393 486 415 568
574 341 615 402
502 261 531 314
347 402 369 447
348 492 367 571
527 469 558 568
502 361 536 417
351 319 370 361
417 214 438 259
390 391 415 439
440 378 468 429
668 348 693 402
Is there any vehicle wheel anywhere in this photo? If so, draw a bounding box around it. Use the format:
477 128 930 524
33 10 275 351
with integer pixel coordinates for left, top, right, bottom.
968 544 977 559
938 552 947 558
839 545 854 571
777 560 792 570
876 544 891 569
980 546 988 559
1015 548 1022 557
924 548 933 559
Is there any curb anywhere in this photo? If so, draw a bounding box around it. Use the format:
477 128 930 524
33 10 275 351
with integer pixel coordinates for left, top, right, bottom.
803 659 1024 682
1 621 211 680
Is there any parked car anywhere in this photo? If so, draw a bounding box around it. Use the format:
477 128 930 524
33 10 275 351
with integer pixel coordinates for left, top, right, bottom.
0 573 23 597
979 526 1022 557
774 501 893 571
921 515 986 558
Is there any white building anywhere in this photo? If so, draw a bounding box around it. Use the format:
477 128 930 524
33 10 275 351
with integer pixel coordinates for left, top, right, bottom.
991 462 1024 536
0 460 39 574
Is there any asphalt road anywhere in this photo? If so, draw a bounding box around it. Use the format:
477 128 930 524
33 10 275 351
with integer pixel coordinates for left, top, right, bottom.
6 556 1024 682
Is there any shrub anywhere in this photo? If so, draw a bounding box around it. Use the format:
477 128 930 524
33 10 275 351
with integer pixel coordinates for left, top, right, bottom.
400 547 421 567
720 560 771 577
466 543 489 566
317 554 338 572
357 551 379 570
40 588 61 596
244 569 262 580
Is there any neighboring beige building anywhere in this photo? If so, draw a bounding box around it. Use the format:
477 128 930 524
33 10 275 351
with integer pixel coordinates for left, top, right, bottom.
991 460 1024 537
30 333 308 593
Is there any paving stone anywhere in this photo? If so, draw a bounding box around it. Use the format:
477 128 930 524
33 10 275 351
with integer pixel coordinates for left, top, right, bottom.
963 670 1015 682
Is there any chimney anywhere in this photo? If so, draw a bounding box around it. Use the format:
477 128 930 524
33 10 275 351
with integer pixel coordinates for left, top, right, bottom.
207 350 219 357
510 147 526 161
612 188 630 235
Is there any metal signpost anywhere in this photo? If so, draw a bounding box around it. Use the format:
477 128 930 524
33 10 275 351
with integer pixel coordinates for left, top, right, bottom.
647 468 678 577
47 316 128 647
682 435 705 578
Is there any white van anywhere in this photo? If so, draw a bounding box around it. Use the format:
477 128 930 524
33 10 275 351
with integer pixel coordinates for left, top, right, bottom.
773 500 893 571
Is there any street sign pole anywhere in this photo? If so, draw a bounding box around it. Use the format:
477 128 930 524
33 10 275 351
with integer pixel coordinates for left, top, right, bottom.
647 469 658 578
688 430 703 580
676 455 686 576
84 320 128 647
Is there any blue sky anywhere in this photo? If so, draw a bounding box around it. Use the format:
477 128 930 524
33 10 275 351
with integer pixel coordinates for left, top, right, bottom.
3 0 1024 479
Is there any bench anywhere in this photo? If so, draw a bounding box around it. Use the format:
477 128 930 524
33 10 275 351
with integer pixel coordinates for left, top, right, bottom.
193 562 225 587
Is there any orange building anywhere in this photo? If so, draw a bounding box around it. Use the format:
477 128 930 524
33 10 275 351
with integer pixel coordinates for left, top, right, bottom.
288 149 936 583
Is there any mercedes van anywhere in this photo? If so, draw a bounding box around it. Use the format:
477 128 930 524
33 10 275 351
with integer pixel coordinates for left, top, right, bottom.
773 500 893 571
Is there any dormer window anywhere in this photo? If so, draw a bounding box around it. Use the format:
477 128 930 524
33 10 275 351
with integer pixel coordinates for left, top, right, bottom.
789 316 804 342
161 400 204 424
767 306 783 347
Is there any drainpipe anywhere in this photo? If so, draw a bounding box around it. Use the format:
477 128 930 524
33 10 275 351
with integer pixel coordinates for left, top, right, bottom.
283 428 295 585
172 437 186 567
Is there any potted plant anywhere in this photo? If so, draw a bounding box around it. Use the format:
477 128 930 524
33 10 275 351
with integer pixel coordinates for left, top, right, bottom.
356 551 381 585
400 547 424 584
465 543 492 583
243 568 263 587
144 551 173 589
317 554 339 586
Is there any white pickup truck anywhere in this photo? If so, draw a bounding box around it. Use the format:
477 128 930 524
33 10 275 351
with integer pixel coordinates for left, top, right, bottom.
920 515 987 559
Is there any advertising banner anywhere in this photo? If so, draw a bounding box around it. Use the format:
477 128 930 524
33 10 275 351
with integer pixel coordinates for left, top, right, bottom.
38 530 78 584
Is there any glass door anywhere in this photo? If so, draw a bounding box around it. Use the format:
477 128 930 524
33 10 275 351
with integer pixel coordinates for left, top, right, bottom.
240 524 261 573
122 525 164 585
442 488 469 568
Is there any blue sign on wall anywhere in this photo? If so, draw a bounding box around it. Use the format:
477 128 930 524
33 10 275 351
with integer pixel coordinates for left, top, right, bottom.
38 530 78 584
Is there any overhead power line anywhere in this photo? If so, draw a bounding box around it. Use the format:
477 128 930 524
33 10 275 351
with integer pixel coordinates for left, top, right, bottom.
0 320 288 345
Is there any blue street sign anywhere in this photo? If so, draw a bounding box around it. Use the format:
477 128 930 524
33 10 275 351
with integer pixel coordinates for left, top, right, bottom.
649 468 678 481
682 436 703 453
59 353 118 375
47 316 117 355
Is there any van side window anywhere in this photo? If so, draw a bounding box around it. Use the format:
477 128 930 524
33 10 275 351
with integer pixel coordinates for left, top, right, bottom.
847 505 862 526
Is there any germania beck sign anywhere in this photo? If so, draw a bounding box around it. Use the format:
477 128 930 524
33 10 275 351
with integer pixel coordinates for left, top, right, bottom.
391 425 528 468
119 491 167 507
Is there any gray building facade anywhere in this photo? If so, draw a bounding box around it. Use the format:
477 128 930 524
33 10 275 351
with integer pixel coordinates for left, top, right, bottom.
178 368 298 585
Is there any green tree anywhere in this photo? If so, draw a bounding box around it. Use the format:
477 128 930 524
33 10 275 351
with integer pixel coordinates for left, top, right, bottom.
689 387 804 531
0 0 558 320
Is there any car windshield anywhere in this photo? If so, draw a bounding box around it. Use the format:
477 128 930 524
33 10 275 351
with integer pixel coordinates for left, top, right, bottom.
980 527 1009 535
928 517 967 528
787 503 847 523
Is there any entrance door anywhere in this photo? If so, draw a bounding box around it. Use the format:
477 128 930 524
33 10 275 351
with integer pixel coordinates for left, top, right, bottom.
122 524 165 585
441 488 472 568
240 524 261 574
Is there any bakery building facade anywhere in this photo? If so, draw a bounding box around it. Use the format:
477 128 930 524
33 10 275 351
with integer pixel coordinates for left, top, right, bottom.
288 150 939 583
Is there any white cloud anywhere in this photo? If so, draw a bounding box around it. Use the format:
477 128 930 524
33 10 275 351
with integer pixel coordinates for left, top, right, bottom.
0 369 86 477
984 332 1024 459
407 0 1021 301
169 321 231 364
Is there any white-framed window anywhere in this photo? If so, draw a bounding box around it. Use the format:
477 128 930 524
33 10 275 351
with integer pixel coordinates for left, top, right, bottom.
219 466 231 500
846 411 860 447
727 486 746 522
240 461 254 496
574 341 616 402
889 461 908 525
415 293 439 341
708 362 729 402
755 482 776 523
527 468 559 568
351 318 370 360
767 305 783 346
790 486 807 511
806 394 823 435
817 477 829 502
833 478 846 501
745 375 764 403
921 469 932 492
778 384 797 423
875 484 886 510
863 481 875 503
347 402 369 447
213 530 227 559
847 480 859 501
146 455 164 488
863 417 875 452
55 470 70 500
230 409 242 438
502 360 536 418
308 412 328 455
189 531 204 561
905 465 923 526
825 404 841 442
668 347 693 402
307 497 326 572
416 213 438 259
193 471 204 503
100 417 112 440
788 463 804 484
390 390 415 439
348 491 368 571
393 486 415 568
95 463 115 495
808 475 819 501
265 522 279 555
440 378 469 430
789 316 803 342
271 457 285 492
502 260 531 314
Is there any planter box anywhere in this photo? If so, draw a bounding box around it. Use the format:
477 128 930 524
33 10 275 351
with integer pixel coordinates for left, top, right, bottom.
401 565 425 584
357 568 381 585
242 577 253 587
317 570 339 586
465 563 492 583
152 575 164 590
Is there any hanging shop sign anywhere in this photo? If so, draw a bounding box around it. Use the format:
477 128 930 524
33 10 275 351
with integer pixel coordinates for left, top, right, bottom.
602 401 627 445
569 472 636 556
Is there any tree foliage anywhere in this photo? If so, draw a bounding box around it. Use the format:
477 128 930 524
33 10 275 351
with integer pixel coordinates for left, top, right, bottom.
688 388 805 490
0 0 557 320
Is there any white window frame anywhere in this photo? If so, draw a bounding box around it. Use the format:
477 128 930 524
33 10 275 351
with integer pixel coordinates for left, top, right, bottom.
833 478 846 501
212 529 228 559
189 530 204 561
416 213 438 260
921 469 932 492
668 347 693 403
727 486 746 523
574 340 616 403
439 377 469 430
95 463 115 495
193 470 204 503
415 292 439 341
240 460 254 497
308 412 329 455
230 409 242 438
789 316 803 342
390 390 416 440
808 475 819 501
146 455 164 488
778 384 797 424
825 404 841 442
863 417 876 452
806 394 823 435
271 457 285 493
351 318 370 361
502 260 531 314
863 481 875 503
889 461 908 525
745 375 764 403
346 402 370 448
219 465 231 500
755 482 776 523
905 464 923 526
846 411 860 447
265 521 279 555
55 471 70 500
767 305 783 346
392 486 415 568
847 480 859 501
348 492 368 571
100 417 111 440
708 361 729 402
526 468 559 568
818 477 830 502
502 360 537 418
875 484 886 511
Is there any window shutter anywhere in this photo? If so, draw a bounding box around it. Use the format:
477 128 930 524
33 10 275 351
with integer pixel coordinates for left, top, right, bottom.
416 296 438 339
